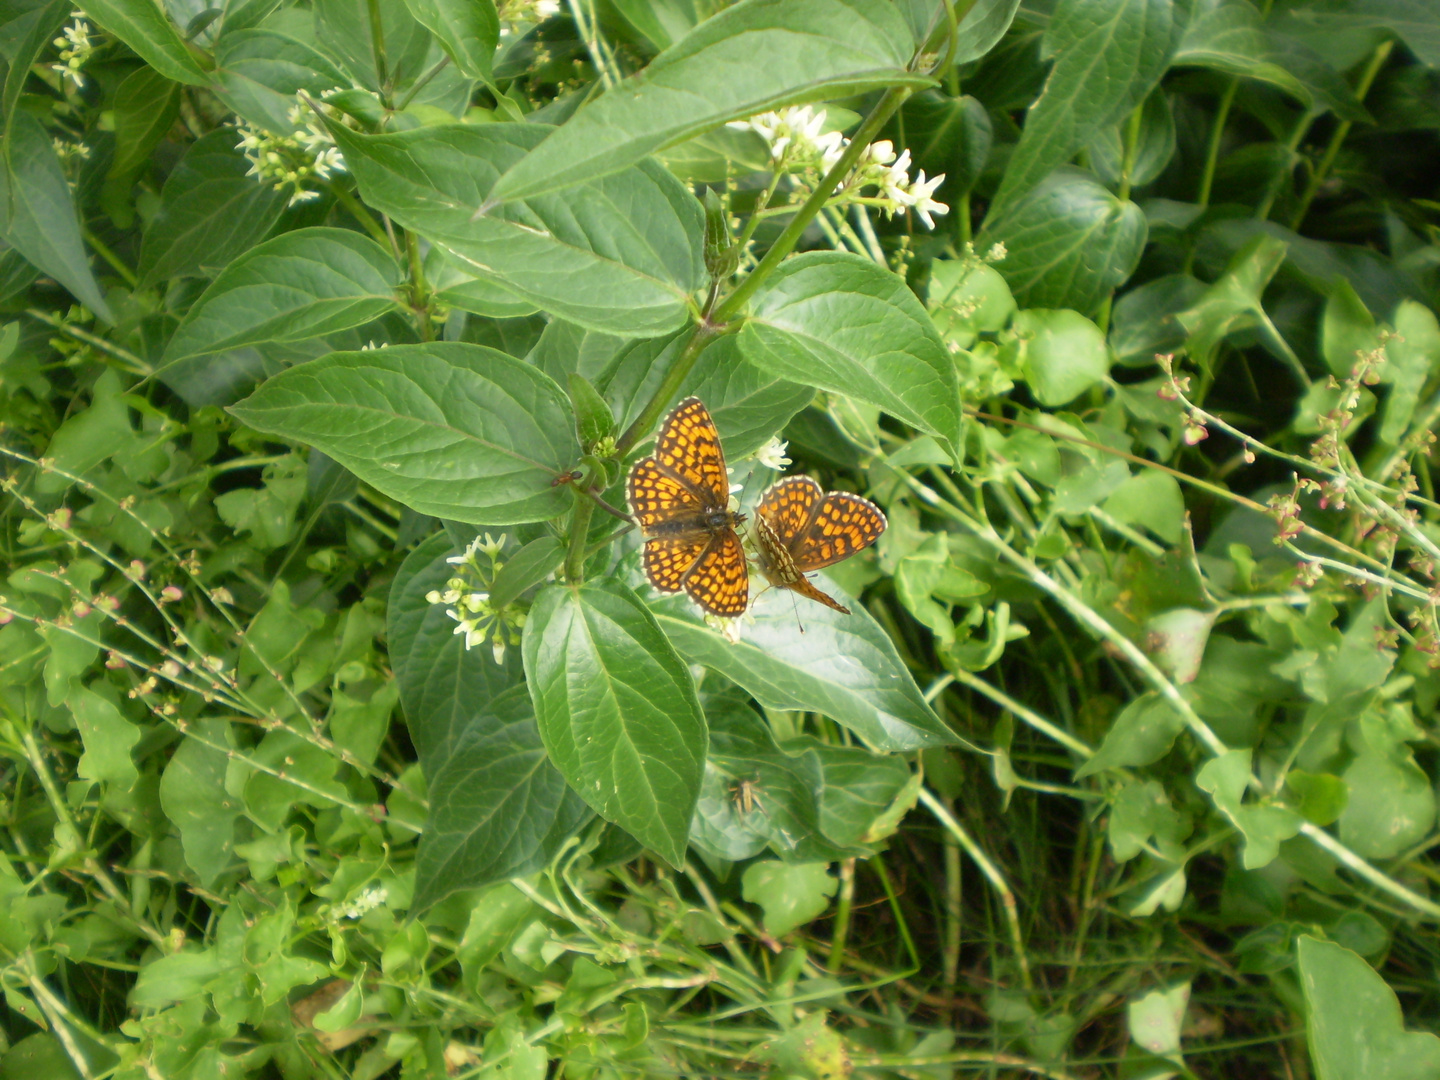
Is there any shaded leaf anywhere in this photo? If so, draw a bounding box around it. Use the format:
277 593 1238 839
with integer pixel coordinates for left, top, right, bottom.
231 343 577 524
77 0 211 84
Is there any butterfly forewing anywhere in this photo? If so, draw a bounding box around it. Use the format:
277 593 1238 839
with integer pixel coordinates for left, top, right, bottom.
652 397 732 509
627 459 701 531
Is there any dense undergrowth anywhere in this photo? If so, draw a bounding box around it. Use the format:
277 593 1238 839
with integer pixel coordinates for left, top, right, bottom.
3 1 1440 1078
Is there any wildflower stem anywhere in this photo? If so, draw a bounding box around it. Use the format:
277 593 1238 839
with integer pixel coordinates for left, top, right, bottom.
27 308 151 376
565 490 595 583
82 228 137 288
331 183 392 247
366 0 389 101
614 322 719 456
396 55 451 111
403 228 434 341
714 85 912 323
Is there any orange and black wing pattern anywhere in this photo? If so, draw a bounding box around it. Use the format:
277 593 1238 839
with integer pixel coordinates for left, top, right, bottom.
753 475 886 614
626 397 748 617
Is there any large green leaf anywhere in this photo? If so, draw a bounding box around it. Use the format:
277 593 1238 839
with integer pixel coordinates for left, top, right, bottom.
1297 936 1440 1080
162 228 403 364
137 129 289 288
400 0 498 80
988 0 1181 221
602 333 815 460
3 0 69 138
652 586 957 752
488 0 930 201
103 66 181 227
737 251 960 454
388 535 588 911
75 0 211 84
230 343 577 524
211 28 351 133
523 578 706 867
324 120 704 336
418 686 591 910
315 0 432 92
0 113 112 322
978 168 1147 315
1300 0 1440 68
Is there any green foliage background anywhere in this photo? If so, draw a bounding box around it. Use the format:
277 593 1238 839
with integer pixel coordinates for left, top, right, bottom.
3 0 1440 1077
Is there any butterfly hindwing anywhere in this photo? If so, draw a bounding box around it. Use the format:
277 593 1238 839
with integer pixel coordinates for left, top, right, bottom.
642 534 709 594
755 476 823 552
789 492 887 570
684 530 749 617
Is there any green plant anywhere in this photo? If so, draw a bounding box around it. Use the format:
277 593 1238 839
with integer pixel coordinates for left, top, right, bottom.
4 0 1440 1077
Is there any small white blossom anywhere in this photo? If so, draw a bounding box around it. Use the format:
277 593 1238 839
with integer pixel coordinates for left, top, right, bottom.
51 17 93 90
428 534 526 663
236 90 349 207
754 437 791 471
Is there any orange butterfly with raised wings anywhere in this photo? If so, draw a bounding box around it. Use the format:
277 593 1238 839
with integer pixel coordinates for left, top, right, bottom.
752 475 887 615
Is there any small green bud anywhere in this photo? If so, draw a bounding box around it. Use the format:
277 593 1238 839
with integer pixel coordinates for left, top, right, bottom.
567 373 616 449
703 189 739 280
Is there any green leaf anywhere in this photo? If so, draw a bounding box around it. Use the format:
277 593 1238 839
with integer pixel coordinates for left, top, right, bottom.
0 113 112 321
1143 607 1217 684
138 129 288 288
652 587 956 752
1103 469 1185 544
1296 0 1440 69
230 343 577 524
1196 748 1303 870
1337 749 1436 860
950 0 1026 65
129 950 231 1006
488 0 930 201
979 168 1147 316
1128 982 1190 1057
740 860 836 936
1175 0 1312 104
1286 770 1347 827
738 251 960 455
604 333 815 461
799 735 916 848
1177 233 1288 367
890 91 993 201
103 67 181 227
416 685 591 911
988 0 1182 221
1075 693 1185 778
522 578 706 867
1379 300 1440 445
158 719 242 886
3 0 69 138
313 0 431 94
69 686 139 786
244 730 350 832
211 28 351 133
1014 307 1111 406
488 536 566 610
389 533 525 761
1297 936 1440 1080
162 228 403 365
323 120 703 337
400 0 497 80
76 0 211 85
1087 86 1175 188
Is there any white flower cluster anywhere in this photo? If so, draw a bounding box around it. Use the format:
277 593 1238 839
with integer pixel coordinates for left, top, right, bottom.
498 0 560 23
728 106 949 229
753 436 791 471
425 533 527 664
51 16 94 91
338 884 388 920
235 91 347 207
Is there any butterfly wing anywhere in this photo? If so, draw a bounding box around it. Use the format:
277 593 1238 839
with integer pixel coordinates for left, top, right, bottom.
789 492 887 570
627 457 701 532
756 476 824 552
654 397 731 509
783 573 851 615
683 529 749 616
642 533 709 594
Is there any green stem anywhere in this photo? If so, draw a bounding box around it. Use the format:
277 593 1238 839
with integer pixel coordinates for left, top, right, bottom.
1289 40 1393 231
712 84 912 324
27 309 151 376
332 184 391 247
1254 107 1318 222
564 491 595 583
825 857 855 973
83 229 137 288
403 229 434 342
366 0 389 100
1196 79 1238 210
396 55 450 112
614 323 719 455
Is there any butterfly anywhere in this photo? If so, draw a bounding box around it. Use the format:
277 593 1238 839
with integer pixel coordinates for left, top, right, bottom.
752 475 887 615
626 397 749 617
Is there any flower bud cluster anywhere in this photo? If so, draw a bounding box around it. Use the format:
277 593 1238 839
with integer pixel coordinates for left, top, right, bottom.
728 106 949 229
51 16 93 91
235 91 348 207
425 533 527 664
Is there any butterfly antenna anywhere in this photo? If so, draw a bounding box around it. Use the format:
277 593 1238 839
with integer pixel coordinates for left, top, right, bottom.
789 589 805 634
